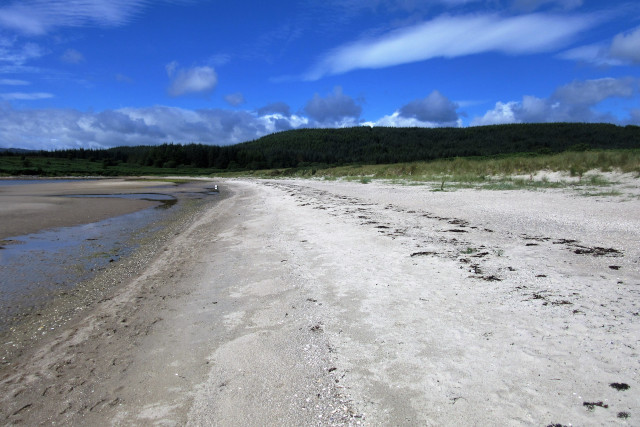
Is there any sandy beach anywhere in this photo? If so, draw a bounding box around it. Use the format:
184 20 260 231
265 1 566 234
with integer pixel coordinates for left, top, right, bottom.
1 176 639 425
0 178 211 239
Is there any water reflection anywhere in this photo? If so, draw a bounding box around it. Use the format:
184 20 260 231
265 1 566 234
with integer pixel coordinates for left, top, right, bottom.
0 204 170 330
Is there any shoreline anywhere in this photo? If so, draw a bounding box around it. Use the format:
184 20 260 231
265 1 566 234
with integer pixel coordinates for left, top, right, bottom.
0 179 222 365
1 178 639 425
0 178 188 239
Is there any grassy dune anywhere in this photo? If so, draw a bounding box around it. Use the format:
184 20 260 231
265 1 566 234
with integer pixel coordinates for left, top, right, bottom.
3 149 639 192
244 149 640 191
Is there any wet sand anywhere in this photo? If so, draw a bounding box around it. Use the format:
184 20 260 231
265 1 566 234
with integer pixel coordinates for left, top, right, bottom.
1 176 639 425
0 179 189 239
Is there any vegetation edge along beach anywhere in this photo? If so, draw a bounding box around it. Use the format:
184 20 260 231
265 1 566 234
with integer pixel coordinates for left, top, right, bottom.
2 123 639 179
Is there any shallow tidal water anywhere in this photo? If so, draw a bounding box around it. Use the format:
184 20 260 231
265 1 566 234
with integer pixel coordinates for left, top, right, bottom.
0 196 174 330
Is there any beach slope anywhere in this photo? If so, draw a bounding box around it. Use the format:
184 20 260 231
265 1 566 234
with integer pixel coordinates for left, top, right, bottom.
1 178 639 425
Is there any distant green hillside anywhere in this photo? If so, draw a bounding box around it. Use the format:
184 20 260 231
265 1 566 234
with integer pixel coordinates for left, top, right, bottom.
0 148 36 154
234 123 639 169
1 123 639 176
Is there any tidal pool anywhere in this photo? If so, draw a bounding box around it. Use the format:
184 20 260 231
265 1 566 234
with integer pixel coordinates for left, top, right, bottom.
0 197 173 330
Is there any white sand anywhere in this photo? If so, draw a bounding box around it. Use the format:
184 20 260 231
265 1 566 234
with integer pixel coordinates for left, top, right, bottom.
1 177 638 425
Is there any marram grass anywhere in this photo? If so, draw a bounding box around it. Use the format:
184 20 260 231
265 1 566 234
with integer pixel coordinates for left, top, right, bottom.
255 149 640 182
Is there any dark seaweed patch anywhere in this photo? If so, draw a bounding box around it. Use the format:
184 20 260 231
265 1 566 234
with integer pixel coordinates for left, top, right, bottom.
573 246 622 257
410 251 437 257
583 401 608 410
554 239 578 244
472 252 490 258
610 382 630 391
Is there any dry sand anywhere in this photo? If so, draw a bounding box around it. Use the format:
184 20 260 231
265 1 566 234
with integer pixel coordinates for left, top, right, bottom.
1 177 639 425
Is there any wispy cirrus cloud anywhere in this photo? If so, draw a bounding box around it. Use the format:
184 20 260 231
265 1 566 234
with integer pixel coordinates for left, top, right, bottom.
512 0 583 12
304 12 597 80
224 92 245 106
0 39 44 66
60 48 84 64
0 78 29 85
0 0 156 35
0 91 53 100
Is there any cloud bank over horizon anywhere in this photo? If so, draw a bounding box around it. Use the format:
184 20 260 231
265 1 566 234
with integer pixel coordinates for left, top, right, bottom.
473 77 638 125
1 78 636 151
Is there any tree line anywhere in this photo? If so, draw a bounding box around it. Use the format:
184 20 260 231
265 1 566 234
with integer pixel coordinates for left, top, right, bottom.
3 123 639 171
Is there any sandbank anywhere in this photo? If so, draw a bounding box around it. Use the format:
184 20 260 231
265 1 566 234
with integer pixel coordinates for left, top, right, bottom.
0 178 185 239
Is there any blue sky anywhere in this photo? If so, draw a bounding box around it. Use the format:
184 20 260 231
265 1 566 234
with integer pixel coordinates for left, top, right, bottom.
0 0 638 149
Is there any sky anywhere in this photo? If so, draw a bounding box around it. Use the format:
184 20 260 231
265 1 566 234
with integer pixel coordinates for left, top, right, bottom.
0 0 639 150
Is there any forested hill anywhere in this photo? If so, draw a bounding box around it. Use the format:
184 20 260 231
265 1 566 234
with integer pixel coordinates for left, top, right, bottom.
233 123 639 169
5 123 640 172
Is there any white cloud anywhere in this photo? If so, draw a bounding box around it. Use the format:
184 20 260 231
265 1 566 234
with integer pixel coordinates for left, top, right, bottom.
165 61 178 77
167 64 218 97
610 27 640 64
512 0 583 12
0 92 53 100
560 26 640 66
398 90 459 124
0 0 152 35
305 12 596 79
257 101 291 117
60 48 84 64
208 53 231 67
224 92 245 106
471 102 519 126
370 111 462 128
303 86 362 126
553 77 635 105
257 113 309 133
472 77 638 125
0 40 44 66
0 78 29 85
0 104 313 150
559 44 621 66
